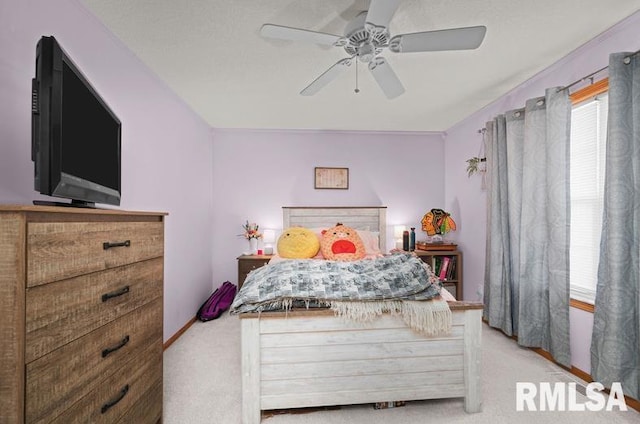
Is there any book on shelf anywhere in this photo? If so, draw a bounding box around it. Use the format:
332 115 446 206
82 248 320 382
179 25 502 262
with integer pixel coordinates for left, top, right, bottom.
438 256 450 280
446 256 457 281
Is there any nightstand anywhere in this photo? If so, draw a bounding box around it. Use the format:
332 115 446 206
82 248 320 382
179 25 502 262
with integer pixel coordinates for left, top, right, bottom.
237 254 273 289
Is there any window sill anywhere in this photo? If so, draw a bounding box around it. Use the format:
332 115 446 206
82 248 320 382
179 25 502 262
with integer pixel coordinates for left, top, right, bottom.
570 298 594 313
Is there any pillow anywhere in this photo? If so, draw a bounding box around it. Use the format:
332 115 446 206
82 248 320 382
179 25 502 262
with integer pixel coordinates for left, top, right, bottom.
277 227 320 259
309 227 381 255
357 230 381 255
320 223 366 261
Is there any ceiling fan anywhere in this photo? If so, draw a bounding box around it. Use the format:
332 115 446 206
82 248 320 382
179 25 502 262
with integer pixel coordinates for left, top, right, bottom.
260 0 486 99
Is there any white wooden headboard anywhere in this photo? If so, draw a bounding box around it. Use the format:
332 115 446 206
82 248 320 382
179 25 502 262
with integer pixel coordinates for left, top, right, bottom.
282 206 387 250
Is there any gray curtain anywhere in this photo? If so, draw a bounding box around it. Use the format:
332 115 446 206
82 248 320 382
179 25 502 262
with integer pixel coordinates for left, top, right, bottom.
591 52 640 400
484 87 572 367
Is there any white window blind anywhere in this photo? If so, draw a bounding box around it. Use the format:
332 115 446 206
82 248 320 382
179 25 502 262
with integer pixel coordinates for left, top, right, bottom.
569 93 608 304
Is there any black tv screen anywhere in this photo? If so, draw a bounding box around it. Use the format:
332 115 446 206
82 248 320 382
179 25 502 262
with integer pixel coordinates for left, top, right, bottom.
32 35 121 207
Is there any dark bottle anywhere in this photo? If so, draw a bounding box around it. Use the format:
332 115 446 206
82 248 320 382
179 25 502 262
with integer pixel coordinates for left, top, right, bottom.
402 230 409 251
410 227 416 251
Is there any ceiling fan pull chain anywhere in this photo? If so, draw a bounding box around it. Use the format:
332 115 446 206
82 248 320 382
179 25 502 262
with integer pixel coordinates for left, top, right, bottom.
355 58 360 93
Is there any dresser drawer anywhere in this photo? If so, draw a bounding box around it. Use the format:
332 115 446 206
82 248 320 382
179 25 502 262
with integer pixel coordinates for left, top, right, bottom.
46 342 162 424
26 257 163 362
27 221 164 287
26 299 162 423
116 380 162 424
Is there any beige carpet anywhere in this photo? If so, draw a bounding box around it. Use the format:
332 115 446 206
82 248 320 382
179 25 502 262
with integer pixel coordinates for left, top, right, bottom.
163 312 638 423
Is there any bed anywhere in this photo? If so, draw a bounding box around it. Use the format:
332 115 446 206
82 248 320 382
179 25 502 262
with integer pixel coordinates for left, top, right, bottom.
236 206 482 423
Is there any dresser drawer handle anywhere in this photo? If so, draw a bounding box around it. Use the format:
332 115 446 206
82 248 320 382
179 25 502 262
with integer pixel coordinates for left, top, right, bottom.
103 240 131 250
101 384 129 414
101 285 130 302
102 335 130 358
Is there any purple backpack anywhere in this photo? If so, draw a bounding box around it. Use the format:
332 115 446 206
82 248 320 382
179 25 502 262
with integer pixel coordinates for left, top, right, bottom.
197 281 237 321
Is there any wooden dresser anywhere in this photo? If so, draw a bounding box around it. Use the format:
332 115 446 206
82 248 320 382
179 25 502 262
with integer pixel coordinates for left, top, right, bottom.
0 205 166 424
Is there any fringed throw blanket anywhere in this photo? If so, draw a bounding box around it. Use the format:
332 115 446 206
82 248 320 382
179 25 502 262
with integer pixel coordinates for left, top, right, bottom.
230 252 452 336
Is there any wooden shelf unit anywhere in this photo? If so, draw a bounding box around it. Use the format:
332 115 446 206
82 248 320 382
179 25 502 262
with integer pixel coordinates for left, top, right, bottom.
414 249 463 300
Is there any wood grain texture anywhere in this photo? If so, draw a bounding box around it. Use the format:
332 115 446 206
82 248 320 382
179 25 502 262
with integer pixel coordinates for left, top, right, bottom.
116 380 163 423
238 301 483 319
0 204 166 217
25 257 163 362
47 342 162 424
240 308 482 419
27 221 164 287
26 299 162 422
0 213 26 424
283 206 387 251
242 318 261 424
0 207 164 424
463 308 483 412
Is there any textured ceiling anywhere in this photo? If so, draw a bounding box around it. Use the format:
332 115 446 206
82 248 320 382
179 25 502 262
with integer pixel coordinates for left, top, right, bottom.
79 0 640 132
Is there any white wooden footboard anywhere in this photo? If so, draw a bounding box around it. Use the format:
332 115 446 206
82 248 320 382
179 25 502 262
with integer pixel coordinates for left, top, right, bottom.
240 302 482 424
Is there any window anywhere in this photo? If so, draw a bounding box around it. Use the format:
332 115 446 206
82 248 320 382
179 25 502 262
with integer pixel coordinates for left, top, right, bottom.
569 81 608 305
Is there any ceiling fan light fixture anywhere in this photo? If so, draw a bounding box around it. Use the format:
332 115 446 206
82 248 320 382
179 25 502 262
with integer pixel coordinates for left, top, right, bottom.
358 42 375 63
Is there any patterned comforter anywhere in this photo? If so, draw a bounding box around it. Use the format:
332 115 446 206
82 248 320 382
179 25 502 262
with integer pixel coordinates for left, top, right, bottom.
230 252 442 314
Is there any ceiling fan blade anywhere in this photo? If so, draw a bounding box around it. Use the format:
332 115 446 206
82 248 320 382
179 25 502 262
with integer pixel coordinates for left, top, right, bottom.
365 0 402 30
300 58 353 96
389 26 487 53
368 57 405 99
260 24 346 47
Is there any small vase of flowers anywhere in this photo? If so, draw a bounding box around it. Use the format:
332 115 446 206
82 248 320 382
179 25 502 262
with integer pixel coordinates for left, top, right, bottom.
242 221 262 254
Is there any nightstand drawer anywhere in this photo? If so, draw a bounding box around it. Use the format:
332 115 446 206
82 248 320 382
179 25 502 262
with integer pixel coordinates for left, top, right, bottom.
27 221 164 287
25 257 163 362
25 299 162 423
237 255 272 289
238 258 270 275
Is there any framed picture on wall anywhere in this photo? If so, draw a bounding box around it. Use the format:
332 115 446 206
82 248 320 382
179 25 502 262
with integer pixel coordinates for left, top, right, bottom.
314 167 349 189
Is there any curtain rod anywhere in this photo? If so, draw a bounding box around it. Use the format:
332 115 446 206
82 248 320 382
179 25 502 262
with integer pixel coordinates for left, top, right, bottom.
476 49 640 134
558 64 608 93
558 48 640 93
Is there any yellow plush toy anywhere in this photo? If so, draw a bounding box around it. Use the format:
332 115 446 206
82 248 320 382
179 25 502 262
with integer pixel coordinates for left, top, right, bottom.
277 227 320 259
320 223 366 261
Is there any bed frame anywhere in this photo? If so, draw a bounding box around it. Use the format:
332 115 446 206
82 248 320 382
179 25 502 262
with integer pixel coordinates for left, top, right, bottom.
240 207 482 423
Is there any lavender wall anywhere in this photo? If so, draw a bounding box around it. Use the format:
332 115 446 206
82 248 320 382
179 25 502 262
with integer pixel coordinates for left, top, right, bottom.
443 10 640 373
0 0 215 342
211 128 445 285
3 1 635 369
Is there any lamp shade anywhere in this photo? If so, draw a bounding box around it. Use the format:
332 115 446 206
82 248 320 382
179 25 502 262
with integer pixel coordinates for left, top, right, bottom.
263 229 276 244
394 225 406 239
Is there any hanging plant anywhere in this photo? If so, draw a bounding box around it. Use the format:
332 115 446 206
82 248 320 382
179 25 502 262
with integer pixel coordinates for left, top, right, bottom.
466 157 486 177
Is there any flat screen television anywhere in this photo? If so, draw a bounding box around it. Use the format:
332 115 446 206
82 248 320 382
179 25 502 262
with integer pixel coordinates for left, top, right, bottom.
32 35 121 207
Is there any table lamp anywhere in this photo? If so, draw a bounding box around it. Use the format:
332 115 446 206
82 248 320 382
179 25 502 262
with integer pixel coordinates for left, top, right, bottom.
263 229 276 255
394 225 406 250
